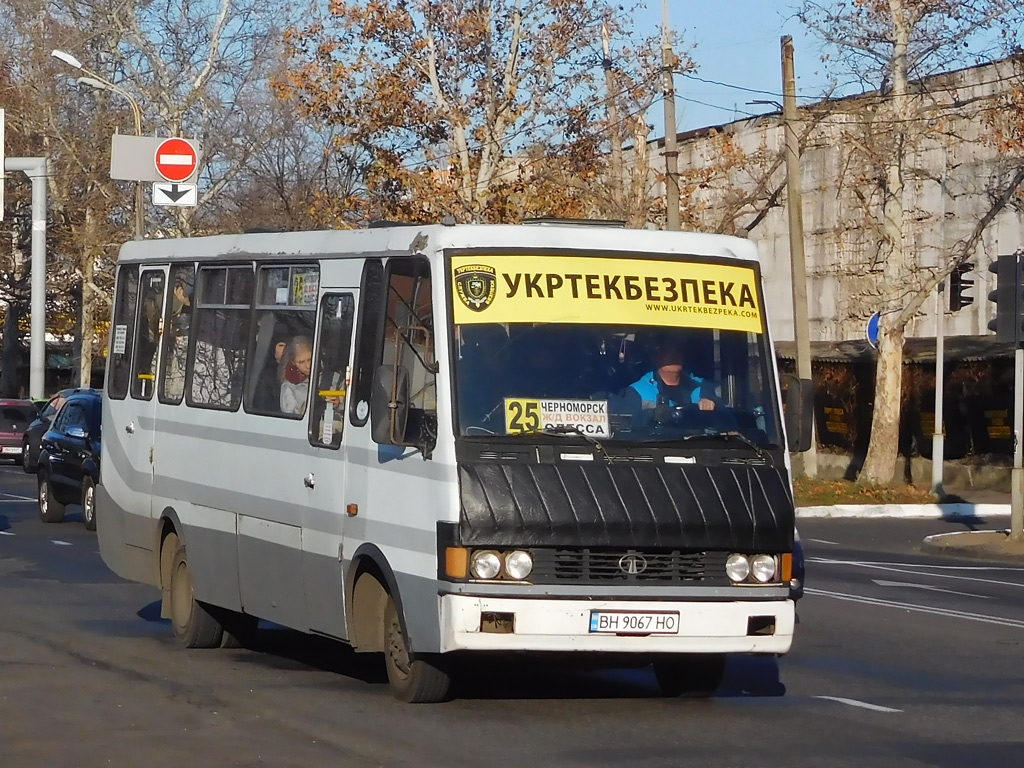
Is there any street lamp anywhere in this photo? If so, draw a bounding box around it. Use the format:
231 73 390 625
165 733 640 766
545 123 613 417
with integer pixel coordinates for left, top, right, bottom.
51 49 145 240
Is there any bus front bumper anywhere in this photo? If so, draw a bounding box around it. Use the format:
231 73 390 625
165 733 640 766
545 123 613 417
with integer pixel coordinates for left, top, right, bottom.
439 595 795 654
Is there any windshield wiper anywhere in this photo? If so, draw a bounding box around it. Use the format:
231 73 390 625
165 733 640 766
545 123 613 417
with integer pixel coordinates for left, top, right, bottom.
678 430 775 465
523 425 611 461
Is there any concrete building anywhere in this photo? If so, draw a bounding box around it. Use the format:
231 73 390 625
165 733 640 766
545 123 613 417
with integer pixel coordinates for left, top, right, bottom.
644 58 1024 345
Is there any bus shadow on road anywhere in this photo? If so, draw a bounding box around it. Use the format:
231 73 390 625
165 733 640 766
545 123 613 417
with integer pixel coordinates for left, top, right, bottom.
131 601 787 699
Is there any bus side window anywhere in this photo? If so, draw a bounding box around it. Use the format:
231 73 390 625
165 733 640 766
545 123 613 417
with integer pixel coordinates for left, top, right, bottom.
130 269 166 401
244 265 318 417
108 265 140 401
308 293 355 449
187 265 253 410
375 257 436 454
159 264 195 405
349 259 386 427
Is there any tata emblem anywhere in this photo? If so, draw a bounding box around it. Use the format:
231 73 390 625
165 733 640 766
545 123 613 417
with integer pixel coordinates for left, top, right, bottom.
618 553 648 575
454 264 497 312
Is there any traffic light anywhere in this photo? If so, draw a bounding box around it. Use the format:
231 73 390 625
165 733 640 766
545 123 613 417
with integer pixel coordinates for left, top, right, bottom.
949 262 975 311
987 253 1024 345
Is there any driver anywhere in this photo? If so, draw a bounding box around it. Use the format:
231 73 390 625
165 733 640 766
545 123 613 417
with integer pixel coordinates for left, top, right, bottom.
622 341 721 423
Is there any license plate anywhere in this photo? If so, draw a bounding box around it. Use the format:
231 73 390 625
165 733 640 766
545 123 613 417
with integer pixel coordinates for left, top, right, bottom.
589 611 679 635
1 446 21 455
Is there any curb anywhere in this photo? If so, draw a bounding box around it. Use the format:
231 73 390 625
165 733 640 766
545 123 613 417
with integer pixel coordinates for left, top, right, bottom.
796 503 1011 519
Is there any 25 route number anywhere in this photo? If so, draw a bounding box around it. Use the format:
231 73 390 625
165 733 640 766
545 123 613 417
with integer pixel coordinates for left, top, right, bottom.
505 398 541 434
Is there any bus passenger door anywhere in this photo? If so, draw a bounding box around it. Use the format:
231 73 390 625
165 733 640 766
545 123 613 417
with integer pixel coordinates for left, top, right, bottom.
303 291 357 639
123 267 168 547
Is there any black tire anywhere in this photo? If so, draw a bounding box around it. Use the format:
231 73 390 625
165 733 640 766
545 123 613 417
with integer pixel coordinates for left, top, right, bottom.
81 476 97 532
214 609 259 649
653 654 727 698
38 471 66 523
168 543 224 648
21 438 33 474
383 594 451 703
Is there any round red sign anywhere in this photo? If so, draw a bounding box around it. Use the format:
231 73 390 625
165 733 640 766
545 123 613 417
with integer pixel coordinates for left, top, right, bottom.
154 137 198 183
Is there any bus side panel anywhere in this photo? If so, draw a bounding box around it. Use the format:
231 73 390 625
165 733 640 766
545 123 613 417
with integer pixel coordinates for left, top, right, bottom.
99 397 161 582
343 444 456 655
95 483 159 586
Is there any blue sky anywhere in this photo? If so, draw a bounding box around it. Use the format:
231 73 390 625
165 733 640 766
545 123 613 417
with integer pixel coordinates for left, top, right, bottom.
631 1 826 134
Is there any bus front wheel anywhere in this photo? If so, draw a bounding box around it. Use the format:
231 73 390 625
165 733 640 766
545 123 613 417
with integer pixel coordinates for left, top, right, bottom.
383 594 451 703
653 653 727 697
169 543 224 649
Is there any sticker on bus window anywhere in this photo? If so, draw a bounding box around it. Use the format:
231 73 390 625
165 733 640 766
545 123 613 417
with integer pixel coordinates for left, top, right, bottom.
113 325 128 354
504 398 610 437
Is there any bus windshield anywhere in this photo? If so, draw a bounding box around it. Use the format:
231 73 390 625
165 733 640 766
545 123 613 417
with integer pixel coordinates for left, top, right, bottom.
453 322 782 447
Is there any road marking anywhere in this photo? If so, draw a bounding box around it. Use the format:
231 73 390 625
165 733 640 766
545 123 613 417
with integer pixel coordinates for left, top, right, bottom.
870 578 992 599
51 540 72 546
809 557 1024 588
813 695 902 713
0 530 14 536
807 587 1024 629
807 538 841 545
0 495 36 502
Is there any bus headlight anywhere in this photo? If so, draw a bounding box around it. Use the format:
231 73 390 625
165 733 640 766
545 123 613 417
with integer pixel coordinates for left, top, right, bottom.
470 550 502 580
725 554 750 583
750 554 777 583
504 550 533 581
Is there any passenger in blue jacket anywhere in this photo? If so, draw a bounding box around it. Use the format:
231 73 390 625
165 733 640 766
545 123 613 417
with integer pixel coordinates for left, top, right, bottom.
621 341 721 427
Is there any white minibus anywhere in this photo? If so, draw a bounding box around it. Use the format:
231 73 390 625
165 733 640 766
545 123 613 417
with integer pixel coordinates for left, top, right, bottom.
97 222 811 702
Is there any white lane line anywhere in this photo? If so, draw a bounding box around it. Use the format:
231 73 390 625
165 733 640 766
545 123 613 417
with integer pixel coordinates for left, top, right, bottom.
51 540 72 546
806 587 1024 629
809 557 1024 588
807 538 841 545
0 496 37 502
0 530 14 536
870 578 992 599
813 696 902 713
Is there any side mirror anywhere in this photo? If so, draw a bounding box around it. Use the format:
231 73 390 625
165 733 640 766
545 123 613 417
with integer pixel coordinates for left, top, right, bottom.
66 425 87 439
783 375 814 453
370 364 410 445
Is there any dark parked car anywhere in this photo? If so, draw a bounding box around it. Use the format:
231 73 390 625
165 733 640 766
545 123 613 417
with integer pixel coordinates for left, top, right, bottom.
0 399 40 465
22 388 98 473
37 390 102 531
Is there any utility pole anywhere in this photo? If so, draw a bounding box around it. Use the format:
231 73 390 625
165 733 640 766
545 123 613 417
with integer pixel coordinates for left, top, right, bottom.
661 0 680 230
782 35 817 476
602 21 624 211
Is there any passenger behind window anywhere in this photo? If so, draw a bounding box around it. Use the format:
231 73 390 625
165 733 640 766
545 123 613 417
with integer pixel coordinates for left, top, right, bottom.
164 276 193 401
280 335 313 415
251 318 293 413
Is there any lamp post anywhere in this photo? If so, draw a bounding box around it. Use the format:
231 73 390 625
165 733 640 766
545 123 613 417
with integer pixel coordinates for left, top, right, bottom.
51 49 145 239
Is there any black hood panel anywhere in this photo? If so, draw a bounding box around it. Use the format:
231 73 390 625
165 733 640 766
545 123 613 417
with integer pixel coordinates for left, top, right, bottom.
458 462 795 551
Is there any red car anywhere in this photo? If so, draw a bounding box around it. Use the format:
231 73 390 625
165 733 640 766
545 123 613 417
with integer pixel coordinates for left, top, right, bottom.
0 399 41 465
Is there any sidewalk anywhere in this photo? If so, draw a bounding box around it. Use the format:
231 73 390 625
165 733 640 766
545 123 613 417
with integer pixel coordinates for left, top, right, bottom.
795 486 1024 560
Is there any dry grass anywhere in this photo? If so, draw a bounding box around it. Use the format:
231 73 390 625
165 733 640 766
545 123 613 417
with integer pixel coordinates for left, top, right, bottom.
793 476 936 507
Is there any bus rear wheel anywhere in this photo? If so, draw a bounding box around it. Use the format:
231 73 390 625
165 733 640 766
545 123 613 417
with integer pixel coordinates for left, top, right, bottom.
169 543 224 648
653 653 727 697
383 594 451 703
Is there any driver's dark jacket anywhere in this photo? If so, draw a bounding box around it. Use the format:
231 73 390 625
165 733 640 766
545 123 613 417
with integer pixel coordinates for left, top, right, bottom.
623 369 720 418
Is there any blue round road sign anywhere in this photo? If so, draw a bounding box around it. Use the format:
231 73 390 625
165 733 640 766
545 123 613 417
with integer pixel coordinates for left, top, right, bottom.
867 312 880 349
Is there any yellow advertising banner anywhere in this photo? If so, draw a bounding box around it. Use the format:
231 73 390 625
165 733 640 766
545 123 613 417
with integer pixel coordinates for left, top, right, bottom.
451 255 763 333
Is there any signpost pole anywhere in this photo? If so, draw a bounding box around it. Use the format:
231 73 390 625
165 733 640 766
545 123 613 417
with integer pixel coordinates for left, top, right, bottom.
932 282 945 495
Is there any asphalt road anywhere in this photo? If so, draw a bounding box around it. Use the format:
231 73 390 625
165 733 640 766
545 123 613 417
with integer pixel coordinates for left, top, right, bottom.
2 463 1024 768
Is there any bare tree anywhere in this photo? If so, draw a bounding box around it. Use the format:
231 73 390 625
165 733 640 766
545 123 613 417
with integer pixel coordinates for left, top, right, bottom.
799 0 1024 484
279 0 664 224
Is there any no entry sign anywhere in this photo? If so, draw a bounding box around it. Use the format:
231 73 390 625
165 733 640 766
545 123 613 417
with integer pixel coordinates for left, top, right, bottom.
154 137 198 182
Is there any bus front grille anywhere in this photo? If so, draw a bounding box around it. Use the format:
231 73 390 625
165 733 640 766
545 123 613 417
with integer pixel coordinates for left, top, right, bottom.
529 549 725 584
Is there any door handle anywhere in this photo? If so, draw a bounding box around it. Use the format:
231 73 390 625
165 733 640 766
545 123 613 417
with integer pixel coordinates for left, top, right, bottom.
303 473 316 489
125 422 135 434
